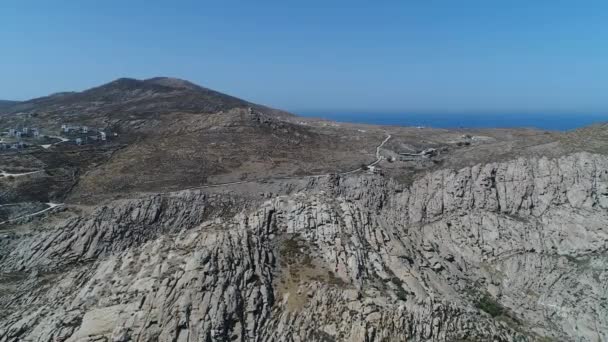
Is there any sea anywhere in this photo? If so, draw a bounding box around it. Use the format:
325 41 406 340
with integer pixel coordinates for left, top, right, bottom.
296 112 608 131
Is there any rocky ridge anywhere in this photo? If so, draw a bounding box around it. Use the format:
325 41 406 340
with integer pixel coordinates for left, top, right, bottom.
0 152 606 341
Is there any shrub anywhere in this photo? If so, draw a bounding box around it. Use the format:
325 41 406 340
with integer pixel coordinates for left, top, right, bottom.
475 294 504 317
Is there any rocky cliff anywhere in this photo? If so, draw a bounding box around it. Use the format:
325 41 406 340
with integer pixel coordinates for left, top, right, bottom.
0 152 606 341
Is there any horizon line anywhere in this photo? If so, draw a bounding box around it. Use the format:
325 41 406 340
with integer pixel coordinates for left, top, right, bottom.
292 110 608 116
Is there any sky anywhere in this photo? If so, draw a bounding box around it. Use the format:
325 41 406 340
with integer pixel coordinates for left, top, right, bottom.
1 1 607 114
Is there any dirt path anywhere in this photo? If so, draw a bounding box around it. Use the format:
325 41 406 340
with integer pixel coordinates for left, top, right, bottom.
41 136 70 149
0 202 63 226
340 133 391 175
0 170 43 178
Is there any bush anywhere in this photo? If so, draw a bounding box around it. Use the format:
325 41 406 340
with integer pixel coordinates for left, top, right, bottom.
475 295 504 317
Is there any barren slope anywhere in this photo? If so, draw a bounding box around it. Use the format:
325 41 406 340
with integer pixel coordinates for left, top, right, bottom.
0 78 381 204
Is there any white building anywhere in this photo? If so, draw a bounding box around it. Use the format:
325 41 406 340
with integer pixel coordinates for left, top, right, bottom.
100 132 106 141
61 124 69 133
75 138 83 145
82 126 88 133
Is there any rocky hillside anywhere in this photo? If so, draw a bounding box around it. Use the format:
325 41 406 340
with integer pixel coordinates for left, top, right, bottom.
1 152 606 341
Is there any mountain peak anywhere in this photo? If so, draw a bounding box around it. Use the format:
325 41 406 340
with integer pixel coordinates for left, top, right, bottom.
1 77 293 120
96 77 205 92
143 77 204 91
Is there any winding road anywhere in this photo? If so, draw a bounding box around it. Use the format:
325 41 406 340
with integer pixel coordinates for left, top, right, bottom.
340 133 391 175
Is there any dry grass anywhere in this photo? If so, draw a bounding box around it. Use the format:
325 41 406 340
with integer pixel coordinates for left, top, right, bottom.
276 235 351 312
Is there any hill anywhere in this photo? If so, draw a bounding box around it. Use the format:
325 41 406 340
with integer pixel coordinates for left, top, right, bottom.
0 77 381 204
1 77 292 131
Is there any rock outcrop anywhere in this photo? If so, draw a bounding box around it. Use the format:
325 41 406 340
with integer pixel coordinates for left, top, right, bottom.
0 152 606 341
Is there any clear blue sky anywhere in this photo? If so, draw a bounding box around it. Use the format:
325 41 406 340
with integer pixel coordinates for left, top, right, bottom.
1 1 607 114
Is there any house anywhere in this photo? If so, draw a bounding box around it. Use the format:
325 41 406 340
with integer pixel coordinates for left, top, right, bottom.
8 129 16 137
82 126 88 133
99 132 107 141
61 124 69 133
399 148 438 159
75 138 83 145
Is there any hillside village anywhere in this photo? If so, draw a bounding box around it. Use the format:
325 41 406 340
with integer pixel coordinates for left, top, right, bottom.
0 121 112 151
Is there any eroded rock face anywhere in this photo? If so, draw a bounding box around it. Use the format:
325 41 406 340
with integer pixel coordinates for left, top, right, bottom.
0 152 606 341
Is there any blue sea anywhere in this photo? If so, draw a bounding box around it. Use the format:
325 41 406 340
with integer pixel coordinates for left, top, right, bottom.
296 112 608 131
